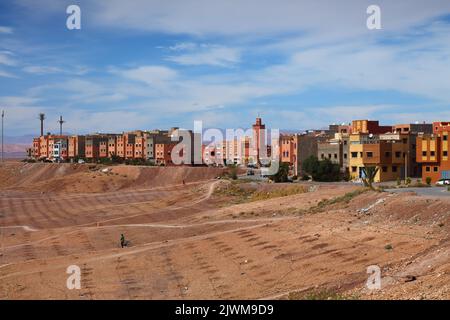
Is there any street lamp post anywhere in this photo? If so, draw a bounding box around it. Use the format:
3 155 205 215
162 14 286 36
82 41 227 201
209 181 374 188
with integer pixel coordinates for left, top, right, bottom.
1 110 4 163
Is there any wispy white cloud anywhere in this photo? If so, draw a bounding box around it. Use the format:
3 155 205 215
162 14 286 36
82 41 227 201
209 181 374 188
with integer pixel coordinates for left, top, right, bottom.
22 65 62 74
0 26 13 34
113 65 177 87
0 51 17 66
0 96 40 107
0 69 17 78
167 44 241 67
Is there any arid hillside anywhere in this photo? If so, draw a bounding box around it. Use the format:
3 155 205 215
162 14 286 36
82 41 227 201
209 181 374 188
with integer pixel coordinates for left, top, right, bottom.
0 162 226 193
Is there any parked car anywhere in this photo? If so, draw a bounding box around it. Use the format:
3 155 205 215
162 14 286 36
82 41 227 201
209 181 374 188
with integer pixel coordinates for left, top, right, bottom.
246 169 254 176
436 178 450 186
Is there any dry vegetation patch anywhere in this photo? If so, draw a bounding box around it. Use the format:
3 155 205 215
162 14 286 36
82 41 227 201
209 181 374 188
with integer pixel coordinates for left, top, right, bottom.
213 181 307 204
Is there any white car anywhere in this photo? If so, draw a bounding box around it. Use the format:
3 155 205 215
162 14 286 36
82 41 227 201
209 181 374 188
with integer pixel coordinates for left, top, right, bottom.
436 178 450 186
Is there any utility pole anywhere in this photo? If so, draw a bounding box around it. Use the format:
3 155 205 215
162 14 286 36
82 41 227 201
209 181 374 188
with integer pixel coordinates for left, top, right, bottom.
1 110 4 163
405 151 408 183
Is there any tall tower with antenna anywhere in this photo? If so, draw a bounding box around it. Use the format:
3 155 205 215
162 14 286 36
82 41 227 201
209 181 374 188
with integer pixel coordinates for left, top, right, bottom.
39 113 45 136
58 115 65 136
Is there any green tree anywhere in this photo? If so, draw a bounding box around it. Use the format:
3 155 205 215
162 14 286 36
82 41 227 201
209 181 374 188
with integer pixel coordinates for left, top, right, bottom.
361 166 379 190
302 156 341 182
269 162 290 183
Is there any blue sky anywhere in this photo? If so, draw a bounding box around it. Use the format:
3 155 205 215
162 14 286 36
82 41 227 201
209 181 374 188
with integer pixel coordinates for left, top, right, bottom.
1 0 450 136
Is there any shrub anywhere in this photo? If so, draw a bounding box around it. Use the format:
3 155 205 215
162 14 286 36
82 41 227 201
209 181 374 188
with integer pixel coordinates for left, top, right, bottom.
406 177 411 185
227 164 238 180
396 178 401 186
300 173 310 181
426 177 432 186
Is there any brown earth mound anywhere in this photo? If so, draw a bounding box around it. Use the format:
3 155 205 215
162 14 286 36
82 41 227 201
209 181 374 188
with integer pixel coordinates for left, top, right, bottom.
0 163 225 193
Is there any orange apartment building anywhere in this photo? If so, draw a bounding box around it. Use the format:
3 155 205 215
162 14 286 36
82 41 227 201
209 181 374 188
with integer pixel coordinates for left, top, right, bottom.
124 133 136 159
351 120 392 134
280 134 296 165
85 135 109 159
417 127 450 183
349 132 411 182
34 135 69 161
33 137 41 158
155 142 179 165
68 135 85 159
433 121 450 134
107 135 118 157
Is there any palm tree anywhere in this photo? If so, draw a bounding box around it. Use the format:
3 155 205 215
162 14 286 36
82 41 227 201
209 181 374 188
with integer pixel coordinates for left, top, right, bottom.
362 166 379 190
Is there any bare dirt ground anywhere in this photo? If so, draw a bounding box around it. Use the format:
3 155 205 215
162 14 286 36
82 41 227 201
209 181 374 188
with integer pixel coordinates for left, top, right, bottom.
0 163 448 300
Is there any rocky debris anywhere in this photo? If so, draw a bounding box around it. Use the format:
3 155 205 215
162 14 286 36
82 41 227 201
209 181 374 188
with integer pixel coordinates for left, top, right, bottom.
357 198 385 214
403 275 417 283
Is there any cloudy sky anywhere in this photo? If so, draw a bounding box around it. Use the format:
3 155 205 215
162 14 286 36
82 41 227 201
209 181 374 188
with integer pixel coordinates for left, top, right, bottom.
1 0 450 136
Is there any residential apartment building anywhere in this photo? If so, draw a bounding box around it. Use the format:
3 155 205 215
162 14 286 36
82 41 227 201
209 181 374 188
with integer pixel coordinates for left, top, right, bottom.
155 142 178 165
393 123 433 177
432 121 450 134
351 120 392 134
349 132 410 182
280 134 296 165
416 128 450 183
68 135 85 159
85 135 109 159
293 133 329 176
33 134 69 161
32 137 40 158
318 137 343 165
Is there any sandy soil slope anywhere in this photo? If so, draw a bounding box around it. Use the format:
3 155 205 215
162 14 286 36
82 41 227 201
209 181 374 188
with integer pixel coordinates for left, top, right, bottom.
0 164 448 299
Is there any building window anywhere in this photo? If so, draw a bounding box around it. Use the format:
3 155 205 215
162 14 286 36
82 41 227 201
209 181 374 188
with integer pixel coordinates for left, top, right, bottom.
344 153 347 159
328 153 332 159
430 151 435 156
334 153 337 159
425 166 430 172
367 152 373 158
434 167 438 172
385 152 391 157
382 166 388 172
321 153 325 159
392 166 397 172
360 152 363 157
444 151 448 157
395 151 401 158
422 151 427 156
444 135 448 141
351 152 358 158
351 166 357 173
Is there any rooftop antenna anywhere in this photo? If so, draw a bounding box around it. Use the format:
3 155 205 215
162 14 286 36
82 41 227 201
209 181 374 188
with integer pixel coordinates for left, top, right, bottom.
39 113 45 136
58 115 65 136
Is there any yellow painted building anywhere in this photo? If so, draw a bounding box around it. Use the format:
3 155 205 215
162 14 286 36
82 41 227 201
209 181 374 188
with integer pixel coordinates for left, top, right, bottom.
349 133 409 182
